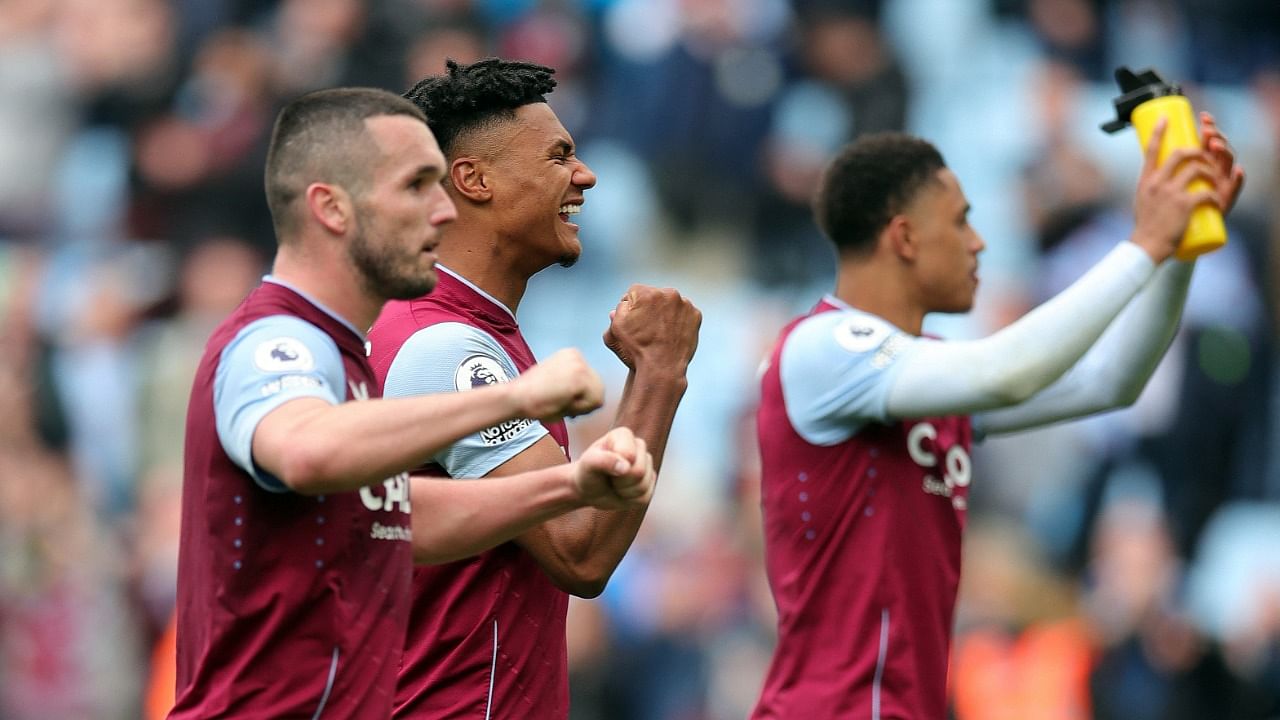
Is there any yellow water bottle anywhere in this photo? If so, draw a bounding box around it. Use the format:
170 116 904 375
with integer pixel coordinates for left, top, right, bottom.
1101 67 1227 260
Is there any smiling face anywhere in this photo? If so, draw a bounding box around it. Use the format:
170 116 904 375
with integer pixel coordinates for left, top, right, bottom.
349 113 456 300
901 168 985 314
484 102 597 270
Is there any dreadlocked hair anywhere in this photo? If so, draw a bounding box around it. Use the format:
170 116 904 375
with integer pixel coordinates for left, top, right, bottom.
403 58 557 155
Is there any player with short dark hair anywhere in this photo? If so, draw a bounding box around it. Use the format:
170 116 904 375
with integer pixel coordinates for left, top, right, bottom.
751 120 1244 719
815 134 947 257
368 59 702 718
172 87 657 719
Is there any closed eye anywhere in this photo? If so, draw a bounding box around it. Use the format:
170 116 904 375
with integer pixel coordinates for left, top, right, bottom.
549 139 574 164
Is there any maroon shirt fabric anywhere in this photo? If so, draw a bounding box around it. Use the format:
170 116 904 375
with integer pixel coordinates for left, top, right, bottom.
752 300 973 720
171 281 413 719
369 270 572 719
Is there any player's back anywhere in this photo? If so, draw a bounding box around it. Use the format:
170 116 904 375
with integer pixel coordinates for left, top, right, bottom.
752 300 971 720
172 281 412 719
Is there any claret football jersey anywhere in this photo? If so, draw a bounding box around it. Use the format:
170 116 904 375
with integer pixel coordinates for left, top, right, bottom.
752 296 972 720
368 265 572 719
172 278 412 720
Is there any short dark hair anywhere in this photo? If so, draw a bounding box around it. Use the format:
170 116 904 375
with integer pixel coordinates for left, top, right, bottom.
403 58 556 156
815 133 947 255
264 87 428 240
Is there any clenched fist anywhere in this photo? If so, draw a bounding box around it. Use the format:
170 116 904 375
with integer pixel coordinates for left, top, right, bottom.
571 427 656 510
603 285 702 373
511 348 605 422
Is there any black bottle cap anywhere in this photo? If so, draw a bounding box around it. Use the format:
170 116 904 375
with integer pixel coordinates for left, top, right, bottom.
1100 66 1183 134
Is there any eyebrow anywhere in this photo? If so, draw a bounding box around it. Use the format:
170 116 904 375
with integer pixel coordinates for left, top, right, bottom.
409 162 444 183
548 138 573 155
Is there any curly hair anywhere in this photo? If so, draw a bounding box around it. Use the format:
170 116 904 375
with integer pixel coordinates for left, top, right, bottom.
815 133 947 256
403 58 557 155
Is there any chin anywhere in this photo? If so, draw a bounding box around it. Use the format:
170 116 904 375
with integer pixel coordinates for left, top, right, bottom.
556 240 582 269
385 270 437 301
935 297 975 314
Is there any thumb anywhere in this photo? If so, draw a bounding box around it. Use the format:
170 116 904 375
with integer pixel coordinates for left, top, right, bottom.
601 426 637 460
587 448 630 475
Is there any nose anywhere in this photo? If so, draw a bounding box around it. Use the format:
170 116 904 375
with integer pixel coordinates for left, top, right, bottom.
574 159 597 190
429 184 457 226
971 229 986 255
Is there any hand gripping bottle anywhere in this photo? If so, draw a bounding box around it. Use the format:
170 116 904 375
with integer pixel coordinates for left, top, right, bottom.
1101 66 1227 260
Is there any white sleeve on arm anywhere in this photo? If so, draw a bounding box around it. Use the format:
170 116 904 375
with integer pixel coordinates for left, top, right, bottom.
780 309 924 445
214 316 346 492
885 241 1157 419
382 322 549 478
972 259 1193 437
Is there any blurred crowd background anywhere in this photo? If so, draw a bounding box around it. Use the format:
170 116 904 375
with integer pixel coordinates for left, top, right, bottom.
1 0 1278 717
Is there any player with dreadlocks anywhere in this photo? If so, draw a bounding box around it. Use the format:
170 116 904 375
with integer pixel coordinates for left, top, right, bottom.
367 59 702 718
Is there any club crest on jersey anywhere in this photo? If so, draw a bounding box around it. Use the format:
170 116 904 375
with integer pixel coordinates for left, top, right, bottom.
453 354 532 446
835 316 890 354
254 337 315 372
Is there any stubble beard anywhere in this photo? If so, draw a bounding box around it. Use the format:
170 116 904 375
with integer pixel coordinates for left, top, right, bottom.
348 213 437 301
556 232 582 269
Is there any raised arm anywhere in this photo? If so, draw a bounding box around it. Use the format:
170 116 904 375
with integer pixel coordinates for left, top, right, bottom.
511 285 701 597
884 122 1223 419
972 258 1191 436
959 113 1245 435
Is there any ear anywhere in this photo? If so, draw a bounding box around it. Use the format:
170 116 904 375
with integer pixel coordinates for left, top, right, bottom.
884 215 918 261
305 182 354 236
449 157 492 203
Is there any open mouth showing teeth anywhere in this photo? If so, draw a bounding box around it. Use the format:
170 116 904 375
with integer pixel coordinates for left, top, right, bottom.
558 204 582 219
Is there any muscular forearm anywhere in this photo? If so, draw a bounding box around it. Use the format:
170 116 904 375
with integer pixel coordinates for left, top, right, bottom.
409 467 581 564
974 259 1192 436
525 368 686 596
887 241 1156 418
257 385 523 494
613 367 687 471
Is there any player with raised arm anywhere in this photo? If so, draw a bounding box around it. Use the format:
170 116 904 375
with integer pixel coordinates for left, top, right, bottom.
366 59 701 719
751 117 1244 720
171 88 655 720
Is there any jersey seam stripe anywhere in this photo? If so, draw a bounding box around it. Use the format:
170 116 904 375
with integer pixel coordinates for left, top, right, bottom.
311 646 339 720
485 619 498 720
872 608 889 720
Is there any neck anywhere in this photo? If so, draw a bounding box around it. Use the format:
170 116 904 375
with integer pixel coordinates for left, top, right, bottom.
436 223 535 313
271 240 383 333
833 253 925 335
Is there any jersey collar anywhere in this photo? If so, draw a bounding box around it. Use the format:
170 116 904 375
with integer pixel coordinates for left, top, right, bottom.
262 275 367 341
435 264 518 323
822 293 855 311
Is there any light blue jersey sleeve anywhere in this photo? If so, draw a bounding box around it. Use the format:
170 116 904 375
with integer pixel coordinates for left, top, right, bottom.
214 315 346 492
779 309 922 445
382 322 549 478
